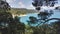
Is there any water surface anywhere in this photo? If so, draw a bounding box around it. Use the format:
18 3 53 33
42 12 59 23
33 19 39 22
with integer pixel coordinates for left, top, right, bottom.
20 11 60 24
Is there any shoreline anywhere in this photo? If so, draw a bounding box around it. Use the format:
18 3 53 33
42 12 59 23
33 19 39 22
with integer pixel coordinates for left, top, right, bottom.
12 12 39 17
20 12 39 17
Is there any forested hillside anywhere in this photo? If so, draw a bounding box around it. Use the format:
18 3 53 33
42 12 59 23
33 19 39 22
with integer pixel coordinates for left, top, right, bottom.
9 8 37 15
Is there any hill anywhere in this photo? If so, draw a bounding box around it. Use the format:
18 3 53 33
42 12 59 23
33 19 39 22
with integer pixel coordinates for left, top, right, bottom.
9 8 37 15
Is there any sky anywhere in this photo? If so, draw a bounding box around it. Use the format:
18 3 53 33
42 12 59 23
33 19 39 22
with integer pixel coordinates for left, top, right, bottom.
5 0 60 24
6 0 60 9
6 0 35 9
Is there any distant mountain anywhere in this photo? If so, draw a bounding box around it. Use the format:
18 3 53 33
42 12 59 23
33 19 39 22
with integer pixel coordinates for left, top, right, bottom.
9 8 37 15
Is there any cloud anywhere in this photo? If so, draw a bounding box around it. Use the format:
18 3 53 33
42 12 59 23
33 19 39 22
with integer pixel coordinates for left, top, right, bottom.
18 2 35 9
11 5 15 8
6 0 16 3
26 5 35 9
6 0 35 9
18 2 25 8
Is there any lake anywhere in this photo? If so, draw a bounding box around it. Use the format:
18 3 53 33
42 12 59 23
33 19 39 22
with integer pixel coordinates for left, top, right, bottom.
20 10 60 24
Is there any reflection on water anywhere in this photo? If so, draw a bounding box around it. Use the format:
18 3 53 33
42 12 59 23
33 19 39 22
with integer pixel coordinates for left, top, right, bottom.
20 11 60 24
20 13 38 24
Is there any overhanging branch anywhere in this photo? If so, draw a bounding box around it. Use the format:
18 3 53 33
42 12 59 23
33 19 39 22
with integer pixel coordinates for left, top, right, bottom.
45 18 60 23
36 18 60 27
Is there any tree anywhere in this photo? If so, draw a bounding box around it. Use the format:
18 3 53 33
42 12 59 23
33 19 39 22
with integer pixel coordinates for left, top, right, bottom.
32 0 58 10
0 0 11 12
27 0 60 34
0 0 12 34
50 20 60 34
0 0 25 34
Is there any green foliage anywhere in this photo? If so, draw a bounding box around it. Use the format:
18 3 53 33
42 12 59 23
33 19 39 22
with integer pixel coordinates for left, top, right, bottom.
27 9 60 34
0 0 60 34
0 0 25 34
0 12 25 34
9 8 37 15
32 0 58 10
0 0 11 12
27 16 38 24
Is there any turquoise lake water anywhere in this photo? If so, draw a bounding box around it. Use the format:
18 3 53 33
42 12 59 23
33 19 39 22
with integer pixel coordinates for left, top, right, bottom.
20 10 60 24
